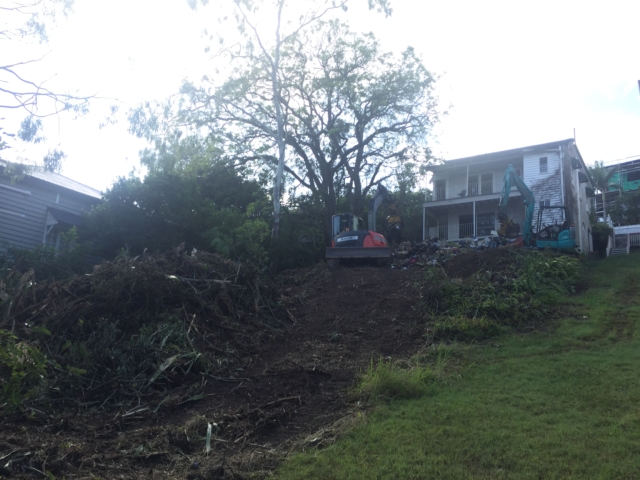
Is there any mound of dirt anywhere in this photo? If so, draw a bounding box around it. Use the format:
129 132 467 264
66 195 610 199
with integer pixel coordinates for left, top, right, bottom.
441 248 520 279
1 254 429 479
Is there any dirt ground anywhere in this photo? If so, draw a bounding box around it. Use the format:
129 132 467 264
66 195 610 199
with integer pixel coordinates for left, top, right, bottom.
1 260 432 479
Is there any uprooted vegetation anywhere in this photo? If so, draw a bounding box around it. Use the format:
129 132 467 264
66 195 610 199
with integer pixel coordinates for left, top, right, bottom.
1 249 281 413
0 248 581 479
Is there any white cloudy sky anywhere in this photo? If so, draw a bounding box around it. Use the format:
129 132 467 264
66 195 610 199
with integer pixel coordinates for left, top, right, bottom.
3 0 640 191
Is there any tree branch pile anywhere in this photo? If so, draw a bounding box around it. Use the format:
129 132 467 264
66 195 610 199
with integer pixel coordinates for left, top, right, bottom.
0 248 287 413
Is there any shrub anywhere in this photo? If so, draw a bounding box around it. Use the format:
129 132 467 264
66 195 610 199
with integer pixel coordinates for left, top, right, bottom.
421 251 581 339
591 223 612 258
0 329 48 411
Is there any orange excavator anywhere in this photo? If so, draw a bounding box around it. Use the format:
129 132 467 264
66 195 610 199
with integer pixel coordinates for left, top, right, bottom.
325 185 392 260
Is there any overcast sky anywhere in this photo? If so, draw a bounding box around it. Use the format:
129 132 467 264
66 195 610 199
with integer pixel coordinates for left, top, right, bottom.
3 0 640 191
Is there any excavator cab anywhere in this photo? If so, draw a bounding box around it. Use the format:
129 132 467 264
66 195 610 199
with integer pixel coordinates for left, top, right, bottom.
535 206 576 251
332 213 363 237
326 213 390 260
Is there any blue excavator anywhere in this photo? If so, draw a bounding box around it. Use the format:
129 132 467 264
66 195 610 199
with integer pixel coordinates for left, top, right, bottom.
499 164 576 251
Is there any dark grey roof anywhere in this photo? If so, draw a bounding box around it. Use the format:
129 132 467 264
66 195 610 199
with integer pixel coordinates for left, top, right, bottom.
48 207 85 226
30 169 102 199
0 161 102 199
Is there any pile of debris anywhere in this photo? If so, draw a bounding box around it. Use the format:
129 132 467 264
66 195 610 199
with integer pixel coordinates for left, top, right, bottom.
1 248 286 414
390 236 521 269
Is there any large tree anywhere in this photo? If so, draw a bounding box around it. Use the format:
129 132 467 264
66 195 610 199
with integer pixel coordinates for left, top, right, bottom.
185 0 392 238
132 20 439 241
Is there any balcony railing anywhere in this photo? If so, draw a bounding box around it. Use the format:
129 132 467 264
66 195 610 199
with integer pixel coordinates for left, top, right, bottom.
458 222 474 238
427 226 448 240
426 177 516 202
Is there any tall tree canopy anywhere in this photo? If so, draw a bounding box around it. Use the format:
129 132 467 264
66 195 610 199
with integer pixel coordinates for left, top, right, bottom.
185 0 392 238
131 20 440 240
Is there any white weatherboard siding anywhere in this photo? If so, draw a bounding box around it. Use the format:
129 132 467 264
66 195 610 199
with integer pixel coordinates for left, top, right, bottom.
523 151 564 227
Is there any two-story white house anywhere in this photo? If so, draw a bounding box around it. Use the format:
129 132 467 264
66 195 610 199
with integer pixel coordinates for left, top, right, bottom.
423 139 595 252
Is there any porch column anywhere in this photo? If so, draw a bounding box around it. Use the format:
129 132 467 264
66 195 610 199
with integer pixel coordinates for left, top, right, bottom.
473 201 476 237
466 165 469 195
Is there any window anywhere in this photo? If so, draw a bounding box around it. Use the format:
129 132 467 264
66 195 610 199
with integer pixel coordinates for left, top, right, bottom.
467 175 478 196
476 212 495 237
434 179 446 200
480 173 493 194
627 170 640 182
539 199 550 208
540 157 548 173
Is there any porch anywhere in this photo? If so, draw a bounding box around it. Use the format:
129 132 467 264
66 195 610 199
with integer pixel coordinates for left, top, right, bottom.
424 196 526 241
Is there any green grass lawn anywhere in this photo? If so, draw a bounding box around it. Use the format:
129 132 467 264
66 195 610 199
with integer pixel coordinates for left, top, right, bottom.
276 252 640 479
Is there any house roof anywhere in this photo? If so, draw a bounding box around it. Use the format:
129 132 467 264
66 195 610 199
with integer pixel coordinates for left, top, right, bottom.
0 161 102 199
429 138 593 185
431 139 579 169
604 157 640 172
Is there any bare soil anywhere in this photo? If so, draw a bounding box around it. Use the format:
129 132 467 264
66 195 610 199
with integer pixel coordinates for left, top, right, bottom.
0 260 429 479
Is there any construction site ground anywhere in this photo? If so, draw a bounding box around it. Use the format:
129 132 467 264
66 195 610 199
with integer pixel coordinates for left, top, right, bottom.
0 250 520 479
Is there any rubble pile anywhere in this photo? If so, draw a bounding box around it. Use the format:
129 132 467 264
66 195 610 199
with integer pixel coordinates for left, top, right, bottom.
390 236 520 269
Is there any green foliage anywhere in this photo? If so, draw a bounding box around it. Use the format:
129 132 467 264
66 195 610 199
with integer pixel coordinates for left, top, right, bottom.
422 251 581 340
591 222 613 257
0 227 89 281
512 252 581 295
610 189 640 225
130 19 440 240
431 315 502 341
353 358 437 403
588 160 616 219
82 162 270 261
269 196 326 270
0 329 48 411
276 254 640 480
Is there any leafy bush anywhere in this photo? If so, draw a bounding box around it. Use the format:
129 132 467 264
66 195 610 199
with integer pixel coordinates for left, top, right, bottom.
422 251 581 340
591 223 612 257
0 329 48 411
0 227 89 281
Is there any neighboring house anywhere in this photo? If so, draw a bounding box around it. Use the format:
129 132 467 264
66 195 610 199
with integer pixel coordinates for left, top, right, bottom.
595 157 640 218
0 162 102 253
423 139 594 252
599 158 640 253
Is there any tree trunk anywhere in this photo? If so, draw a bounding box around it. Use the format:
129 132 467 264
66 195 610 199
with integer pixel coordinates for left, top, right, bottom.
271 1 286 239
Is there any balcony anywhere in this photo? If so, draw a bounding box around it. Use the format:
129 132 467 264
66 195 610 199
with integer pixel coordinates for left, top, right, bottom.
427 177 515 203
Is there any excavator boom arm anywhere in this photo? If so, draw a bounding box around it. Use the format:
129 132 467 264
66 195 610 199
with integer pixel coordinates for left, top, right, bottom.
500 165 535 245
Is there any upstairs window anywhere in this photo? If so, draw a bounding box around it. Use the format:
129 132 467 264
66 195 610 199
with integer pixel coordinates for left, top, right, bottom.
540 157 548 173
